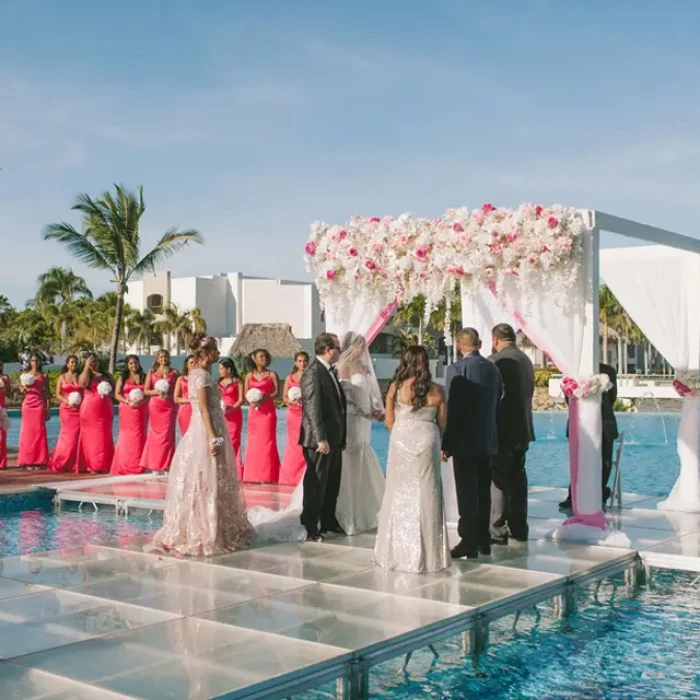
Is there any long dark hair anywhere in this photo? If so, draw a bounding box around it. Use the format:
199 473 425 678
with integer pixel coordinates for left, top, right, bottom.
151 348 171 372
182 354 196 376
394 345 432 410
248 348 271 372
218 357 240 380
60 354 80 374
85 352 112 383
29 352 44 373
121 354 145 385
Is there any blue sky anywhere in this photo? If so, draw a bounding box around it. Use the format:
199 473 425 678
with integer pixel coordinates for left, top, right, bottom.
2 0 700 305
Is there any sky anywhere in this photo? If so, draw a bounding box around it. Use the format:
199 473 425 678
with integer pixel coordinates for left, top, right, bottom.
2 0 700 306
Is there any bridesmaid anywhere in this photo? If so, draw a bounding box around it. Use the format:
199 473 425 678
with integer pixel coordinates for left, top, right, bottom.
0 360 11 469
279 351 309 486
49 355 83 473
78 353 115 473
141 349 179 472
18 352 50 470
243 348 281 483
111 355 148 475
174 355 197 437
218 357 244 479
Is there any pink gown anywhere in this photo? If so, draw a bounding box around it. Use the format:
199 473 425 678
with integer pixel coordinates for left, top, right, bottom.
0 375 8 469
220 380 244 480
141 370 178 472
279 375 306 486
78 377 115 473
18 374 49 467
111 379 148 475
151 368 256 556
243 373 281 483
48 381 83 473
177 376 192 436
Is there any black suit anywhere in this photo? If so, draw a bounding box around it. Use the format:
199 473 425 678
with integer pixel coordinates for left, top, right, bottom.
443 352 503 551
488 344 535 541
565 362 619 499
299 358 347 537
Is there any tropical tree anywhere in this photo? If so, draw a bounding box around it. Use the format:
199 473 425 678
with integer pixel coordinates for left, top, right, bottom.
155 304 194 355
188 307 207 335
598 285 618 365
394 295 427 345
125 308 156 354
43 184 203 372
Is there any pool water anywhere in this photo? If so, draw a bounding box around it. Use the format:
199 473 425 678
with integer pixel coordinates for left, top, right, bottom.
5 410 682 497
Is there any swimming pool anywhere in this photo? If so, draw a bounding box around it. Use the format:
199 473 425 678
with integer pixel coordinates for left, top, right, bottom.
4 410 682 497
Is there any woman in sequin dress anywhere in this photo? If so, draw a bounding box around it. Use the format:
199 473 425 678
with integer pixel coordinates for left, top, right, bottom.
374 346 450 573
151 335 255 557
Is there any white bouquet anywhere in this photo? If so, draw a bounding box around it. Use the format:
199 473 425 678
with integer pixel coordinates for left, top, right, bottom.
154 378 170 397
288 386 302 403
20 373 35 387
246 388 264 409
97 380 112 398
0 407 10 431
68 391 82 408
0 377 5 389
128 388 144 403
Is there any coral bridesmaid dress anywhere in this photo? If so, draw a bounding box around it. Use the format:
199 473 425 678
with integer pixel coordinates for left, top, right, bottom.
177 376 192 437
0 374 8 469
18 374 49 467
279 375 306 486
220 380 244 479
141 370 178 472
78 377 115 473
243 373 280 483
48 383 83 473
111 379 148 475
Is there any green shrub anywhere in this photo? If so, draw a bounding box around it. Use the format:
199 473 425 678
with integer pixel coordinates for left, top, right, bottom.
534 366 559 388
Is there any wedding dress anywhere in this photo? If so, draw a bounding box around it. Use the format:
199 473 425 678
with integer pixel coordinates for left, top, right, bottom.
335 372 386 535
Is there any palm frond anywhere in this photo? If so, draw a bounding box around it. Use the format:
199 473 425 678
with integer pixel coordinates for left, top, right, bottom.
43 222 113 270
131 228 203 277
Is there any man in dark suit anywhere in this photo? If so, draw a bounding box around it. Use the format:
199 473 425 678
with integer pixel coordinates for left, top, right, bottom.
442 328 503 559
299 332 347 541
559 362 619 509
489 323 535 544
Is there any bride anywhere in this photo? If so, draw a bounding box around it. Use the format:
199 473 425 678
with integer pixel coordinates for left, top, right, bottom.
150 335 256 556
335 332 386 535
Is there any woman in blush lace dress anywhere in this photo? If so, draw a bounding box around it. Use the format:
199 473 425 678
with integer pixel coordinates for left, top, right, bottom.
151 335 256 557
374 346 450 573
335 333 385 535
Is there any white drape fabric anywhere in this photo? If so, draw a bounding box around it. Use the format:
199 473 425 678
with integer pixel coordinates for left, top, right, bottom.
601 246 700 513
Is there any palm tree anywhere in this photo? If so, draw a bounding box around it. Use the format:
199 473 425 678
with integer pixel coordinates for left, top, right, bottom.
125 308 156 354
188 307 207 335
598 285 618 365
43 185 203 372
394 295 427 345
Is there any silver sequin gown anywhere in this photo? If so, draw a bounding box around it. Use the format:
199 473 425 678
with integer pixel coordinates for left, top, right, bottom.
151 368 256 556
374 400 450 573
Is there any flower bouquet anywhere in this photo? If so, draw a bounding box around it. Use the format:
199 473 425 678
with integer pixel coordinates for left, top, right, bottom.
288 386 302 404
129 388 144 404
246 388 264 409
154 378 170 398
561 373 612 399
68 391 82 408
20 373 35 387
673 373 700 398
97 381 113 398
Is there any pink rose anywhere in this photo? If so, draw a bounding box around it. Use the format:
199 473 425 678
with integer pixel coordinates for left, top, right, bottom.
491 243 503 256
339 230 347 239
472 211 485 225
325 252 334 261
482 203 496 214
365 260 376 271
349 247 358 257
673 379 692 397
453 222 464 232
506 233 517 243
505 268 519 277
548 217 559 229
541 245 550 253
370 217 380 223
535 205 543 216
415 246 430 260
399 235 409 245
528 256 537 265
455 265 465 276
304 241 317 255
326 269 337 280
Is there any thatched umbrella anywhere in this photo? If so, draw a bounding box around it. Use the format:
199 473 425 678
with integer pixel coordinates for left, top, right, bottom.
229 323 302 359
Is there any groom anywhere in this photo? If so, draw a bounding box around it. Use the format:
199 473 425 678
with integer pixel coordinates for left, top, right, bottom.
299 332 347 542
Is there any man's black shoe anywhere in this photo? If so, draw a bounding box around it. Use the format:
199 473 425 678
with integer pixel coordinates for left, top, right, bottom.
451 543 478 559
478 545 492 556
305 534 324 543
490 537 509 546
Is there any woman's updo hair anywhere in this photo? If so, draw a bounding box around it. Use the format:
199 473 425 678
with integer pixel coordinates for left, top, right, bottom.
188 333 218 356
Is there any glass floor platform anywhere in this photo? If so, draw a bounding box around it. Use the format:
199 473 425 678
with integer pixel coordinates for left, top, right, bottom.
2 484 700 698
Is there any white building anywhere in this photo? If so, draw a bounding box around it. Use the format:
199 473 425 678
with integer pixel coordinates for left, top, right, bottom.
125 271 325 355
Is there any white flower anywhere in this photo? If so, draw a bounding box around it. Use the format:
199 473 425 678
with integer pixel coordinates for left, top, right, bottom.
288 386 302 402
97 381 112 398
20 373 35 387
68 391 82 408
128 388 144 403
154 378 170 396
246 388 264 407
0 377 5 389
